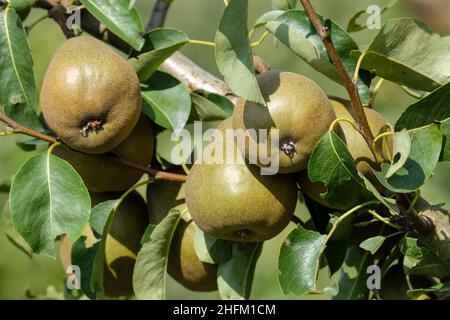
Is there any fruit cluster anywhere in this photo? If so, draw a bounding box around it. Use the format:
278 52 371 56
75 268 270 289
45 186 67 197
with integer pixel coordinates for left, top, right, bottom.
42 37 391 297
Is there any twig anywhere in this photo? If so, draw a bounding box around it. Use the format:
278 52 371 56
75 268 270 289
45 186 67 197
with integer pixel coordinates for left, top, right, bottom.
48 4 75 38
146 0 171 31
299 0 375 149
0 112 187 183
0 112 57 143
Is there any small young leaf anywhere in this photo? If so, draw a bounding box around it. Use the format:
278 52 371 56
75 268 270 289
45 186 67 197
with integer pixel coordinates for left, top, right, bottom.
354 18 450 92
141 71 191 135
1 199 32 257
215 0 265 105
266 10 373 104
79 0 144 51
218 242 262 300
308 131 375 211
400 237 450 278
129 28 189 81
359 236 386 255
10 153 91 257
252 10 284 29
346 10 366 33
133 210 182 300
194 227 233 264
190 93 228 122
278 225 326 295
0 8 42 130
373 124 443 193
396 81 450 161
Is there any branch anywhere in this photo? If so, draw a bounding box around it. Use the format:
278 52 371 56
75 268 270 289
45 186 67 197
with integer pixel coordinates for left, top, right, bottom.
299 0 375 148
146 0 170 31
0 112 187 182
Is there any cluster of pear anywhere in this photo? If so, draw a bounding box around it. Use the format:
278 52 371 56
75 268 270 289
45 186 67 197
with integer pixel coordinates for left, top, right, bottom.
42 37 213 296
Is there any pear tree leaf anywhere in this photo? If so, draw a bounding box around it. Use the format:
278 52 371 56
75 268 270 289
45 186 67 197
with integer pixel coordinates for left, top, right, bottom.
201 92 234 118
89 200 117 238
133 210 182 300
359 236 386 255
129 28 189 81
0 177 13 193
278 225 328 295
266 10 373 105
141 71 191 135
215 0 265 105
346 0 398 33
218 242 262 300
407 282 450 299
15 138 47 152
0 8 42 130
190 93 228 122
71 236 100 300
400 237 450 278
140 224 156 247
353 18 450 92
373 124 442 193
396 81 450 161
335 246 374 300
385 129 411 178
1 199 32 258
79 0 144 51
10 153 91 257
359 173 400 214
308 131 376 211
6 0 35 11
194 227 233 264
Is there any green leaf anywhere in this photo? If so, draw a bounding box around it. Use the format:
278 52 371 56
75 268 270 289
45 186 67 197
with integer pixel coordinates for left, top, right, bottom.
266 10 373 104
215 0 265 105
141 71 191 134
79 0 144 51
308 132 375 211
129 28 189 81
0 8 42 130
335 246 373 300
194 227 233 264
140 224 156 247
385 130 411 179
400 237 450 278
374 124 443 193
359 236 386 255
201 92 234 118
278 225 326 295
9 153 91 257
253 10 284 29
354 18 450 92
360 174 400 214
1 199 32 257
218 242 262 300
407 282 450 299
156 121 222 165
190 93 228 121
89 200 117 238
71 236 99 300
0 176 13 193
133 210 182 300
7 0 34 11
396 82 450 161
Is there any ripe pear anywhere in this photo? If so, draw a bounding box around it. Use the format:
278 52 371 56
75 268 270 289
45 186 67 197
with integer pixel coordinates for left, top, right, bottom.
59 191 148 297
53 114 154 193
185 119 298 242
232 70 336 174
40 36 141 154
168 217 218 292
298 100 392 208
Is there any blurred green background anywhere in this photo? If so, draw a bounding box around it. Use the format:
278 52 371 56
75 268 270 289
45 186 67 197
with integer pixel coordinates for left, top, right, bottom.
0 0 449 299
